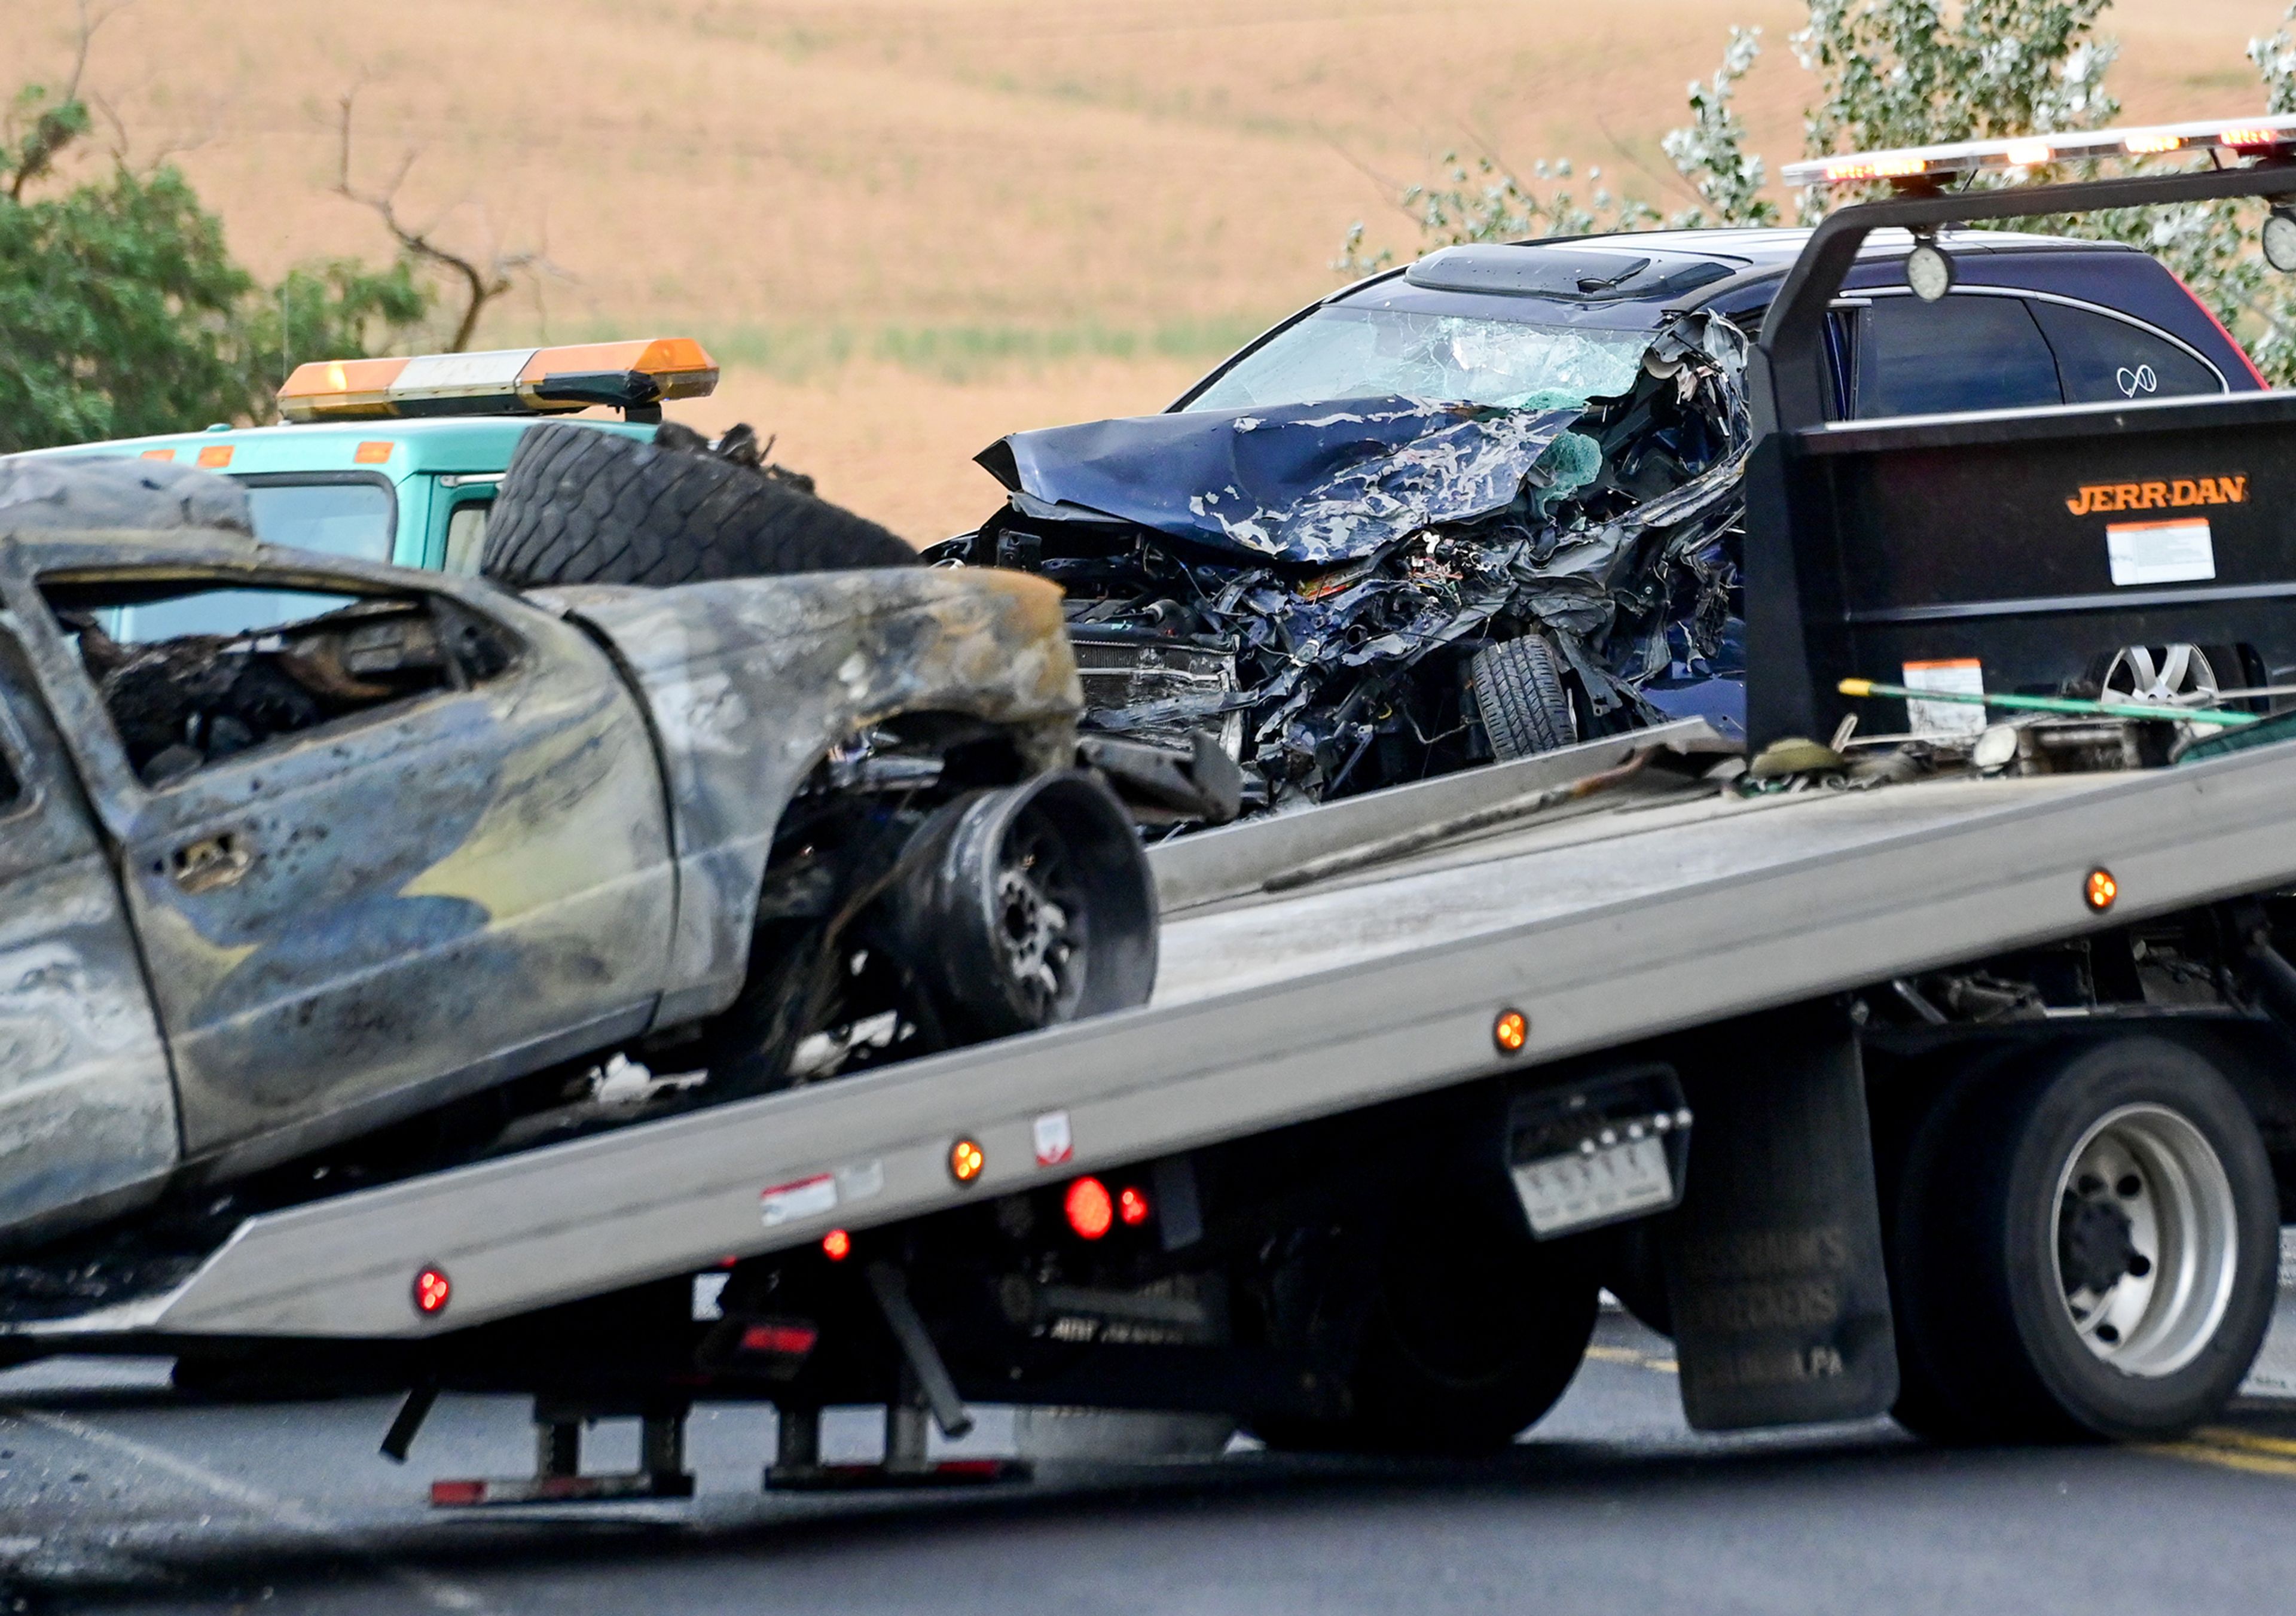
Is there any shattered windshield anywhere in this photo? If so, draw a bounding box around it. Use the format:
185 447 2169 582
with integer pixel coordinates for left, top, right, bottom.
1185 307 1654 414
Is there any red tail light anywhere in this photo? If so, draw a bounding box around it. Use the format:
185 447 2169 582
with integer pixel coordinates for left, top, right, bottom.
1118 1186 1151 1226
1064 1176 1114 1239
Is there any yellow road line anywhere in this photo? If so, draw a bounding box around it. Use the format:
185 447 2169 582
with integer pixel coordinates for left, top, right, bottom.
1584 1344 1679 1374
2144 1439 2296 1479
2189 1425 2296 1458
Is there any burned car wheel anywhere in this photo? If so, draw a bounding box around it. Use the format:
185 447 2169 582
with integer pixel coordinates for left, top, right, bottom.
890 771 1159 1041
1470 633 1578 760
703 771 1158 1094
481 421 917 588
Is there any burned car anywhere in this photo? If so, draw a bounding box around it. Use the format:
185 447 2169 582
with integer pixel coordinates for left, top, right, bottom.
935 228 2261 809
0 459 1155 1256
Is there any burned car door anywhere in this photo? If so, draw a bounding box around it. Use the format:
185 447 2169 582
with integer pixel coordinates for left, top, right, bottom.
13 562 676 1172
0 614 178 1240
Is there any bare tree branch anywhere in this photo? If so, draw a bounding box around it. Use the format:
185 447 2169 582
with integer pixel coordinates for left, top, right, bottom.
7 0 129 200
331 85 562 351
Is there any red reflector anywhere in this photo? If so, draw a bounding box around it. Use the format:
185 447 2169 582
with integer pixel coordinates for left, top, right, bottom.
738 1322 820 1356
1118 1186 1150 1226
822 1228 851 1261
1064 1176 1114 1240
413 1266 451 1315
429 1479 487 1505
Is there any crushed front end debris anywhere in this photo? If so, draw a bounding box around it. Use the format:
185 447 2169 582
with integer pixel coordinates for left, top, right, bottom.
935 306 1750 812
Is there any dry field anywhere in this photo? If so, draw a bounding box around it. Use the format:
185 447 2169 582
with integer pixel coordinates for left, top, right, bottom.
4 0 2285 538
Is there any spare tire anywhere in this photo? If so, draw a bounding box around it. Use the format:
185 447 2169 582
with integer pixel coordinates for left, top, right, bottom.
481 421 916 588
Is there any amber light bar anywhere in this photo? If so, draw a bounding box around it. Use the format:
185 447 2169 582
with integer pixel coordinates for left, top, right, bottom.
276 337 719 422
1782 115 2296 189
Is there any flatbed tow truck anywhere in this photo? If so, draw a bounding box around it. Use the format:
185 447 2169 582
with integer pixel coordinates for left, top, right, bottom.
16 122 2296 1502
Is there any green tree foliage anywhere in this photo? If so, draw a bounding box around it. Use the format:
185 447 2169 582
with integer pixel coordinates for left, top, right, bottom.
1344 1 2296 380
0 77 429 454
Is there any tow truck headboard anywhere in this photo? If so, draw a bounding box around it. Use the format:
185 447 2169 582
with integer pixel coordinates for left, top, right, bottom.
1745 159 2296 749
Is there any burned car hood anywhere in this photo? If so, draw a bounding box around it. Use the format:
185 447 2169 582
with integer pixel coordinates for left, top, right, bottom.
978 397 1598 566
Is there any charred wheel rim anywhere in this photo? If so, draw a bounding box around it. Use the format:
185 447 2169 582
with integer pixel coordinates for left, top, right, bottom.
2048 1103 2238 1377
894 772 1158 1040
990 810 1086 1024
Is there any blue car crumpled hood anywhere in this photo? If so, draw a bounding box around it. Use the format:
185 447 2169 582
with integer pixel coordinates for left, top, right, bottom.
977 396 1596 566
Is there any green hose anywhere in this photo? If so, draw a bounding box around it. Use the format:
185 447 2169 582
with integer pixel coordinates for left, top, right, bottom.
1837 678 2259 728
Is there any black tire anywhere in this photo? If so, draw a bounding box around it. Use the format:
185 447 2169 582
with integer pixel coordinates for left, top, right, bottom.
1470 633 1578 760
481 421 916 588
1887 1036 2277 1444
1254 1197 1599 1455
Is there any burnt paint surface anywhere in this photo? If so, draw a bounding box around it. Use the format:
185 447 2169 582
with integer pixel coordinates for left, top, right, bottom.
535 566 1080 1025
0 531 1080 1233
0 615 177 1240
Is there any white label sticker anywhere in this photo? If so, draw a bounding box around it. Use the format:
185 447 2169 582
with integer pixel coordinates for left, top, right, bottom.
1033 1111 1074 1167
691 1271 729 1321
1902 658 1987 736
759 1172 838 1227
2106 518 2216 586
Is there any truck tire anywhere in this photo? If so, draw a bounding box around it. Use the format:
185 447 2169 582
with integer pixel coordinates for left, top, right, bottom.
1469 633 1577 760
1886 1036 2277 1443
1254 1196 1598 1455
481 421 916 589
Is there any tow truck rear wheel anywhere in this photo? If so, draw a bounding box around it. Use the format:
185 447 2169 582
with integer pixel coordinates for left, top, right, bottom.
1886 1036 2276 1443
1253 1195 1599 1455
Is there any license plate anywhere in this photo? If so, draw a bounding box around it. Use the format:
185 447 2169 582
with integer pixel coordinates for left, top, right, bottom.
1510 1136 1675 1237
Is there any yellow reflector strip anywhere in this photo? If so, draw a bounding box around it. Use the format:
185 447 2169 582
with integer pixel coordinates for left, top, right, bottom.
196 444 234 468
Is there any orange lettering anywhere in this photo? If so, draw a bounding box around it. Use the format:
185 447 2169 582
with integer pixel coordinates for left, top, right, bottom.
2140 481 2168 509
2225 475 2249 503
2171 478 2199 507
2197 478 2220 504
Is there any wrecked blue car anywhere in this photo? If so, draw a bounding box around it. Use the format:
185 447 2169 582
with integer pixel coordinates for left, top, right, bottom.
935 228 2259 811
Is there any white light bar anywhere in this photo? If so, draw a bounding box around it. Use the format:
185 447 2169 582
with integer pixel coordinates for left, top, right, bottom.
1782 115 2296 189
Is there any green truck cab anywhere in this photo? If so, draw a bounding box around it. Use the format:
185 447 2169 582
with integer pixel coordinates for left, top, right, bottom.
16 337 715 577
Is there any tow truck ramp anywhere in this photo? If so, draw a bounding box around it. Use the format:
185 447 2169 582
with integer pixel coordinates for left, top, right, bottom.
34 718 2296 1346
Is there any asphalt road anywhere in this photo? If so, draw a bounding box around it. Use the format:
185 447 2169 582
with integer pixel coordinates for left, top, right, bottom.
7 1305 2296 1616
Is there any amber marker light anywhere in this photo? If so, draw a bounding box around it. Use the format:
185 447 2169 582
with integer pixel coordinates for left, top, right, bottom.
822 1228 851 1262
949 1137 985 1186
1494 1009 1529 1055
413 1266 451 1316
2086 868 2118 912
354 440 394 464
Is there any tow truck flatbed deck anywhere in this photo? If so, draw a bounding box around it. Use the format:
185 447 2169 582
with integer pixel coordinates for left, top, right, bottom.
28 718 2296 1347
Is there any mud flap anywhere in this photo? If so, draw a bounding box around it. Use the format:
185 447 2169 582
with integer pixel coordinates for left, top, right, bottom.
1660 1002 1898 1431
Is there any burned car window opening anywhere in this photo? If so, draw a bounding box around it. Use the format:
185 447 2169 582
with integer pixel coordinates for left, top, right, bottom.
40 575 517 789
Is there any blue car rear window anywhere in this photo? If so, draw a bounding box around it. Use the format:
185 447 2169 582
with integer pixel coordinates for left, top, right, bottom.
1860 294 2062 417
